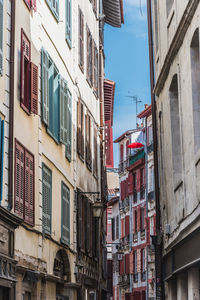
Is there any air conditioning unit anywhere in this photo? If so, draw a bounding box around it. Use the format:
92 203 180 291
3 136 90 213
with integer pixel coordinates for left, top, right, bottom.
118 253 123 261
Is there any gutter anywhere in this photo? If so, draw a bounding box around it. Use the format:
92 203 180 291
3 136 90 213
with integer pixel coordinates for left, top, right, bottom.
146 0 163 299
8 0 15 210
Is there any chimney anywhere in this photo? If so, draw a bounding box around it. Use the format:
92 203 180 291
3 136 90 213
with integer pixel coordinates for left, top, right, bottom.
145 104 148 109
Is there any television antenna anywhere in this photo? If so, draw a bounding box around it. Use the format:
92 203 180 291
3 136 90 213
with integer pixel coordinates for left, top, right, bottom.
125 95 142 127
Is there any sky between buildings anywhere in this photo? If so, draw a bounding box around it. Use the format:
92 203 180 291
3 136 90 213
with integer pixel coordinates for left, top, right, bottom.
104 0 151 167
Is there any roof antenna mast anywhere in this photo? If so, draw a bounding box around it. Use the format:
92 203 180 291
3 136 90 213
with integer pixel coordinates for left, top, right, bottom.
125 95 142 128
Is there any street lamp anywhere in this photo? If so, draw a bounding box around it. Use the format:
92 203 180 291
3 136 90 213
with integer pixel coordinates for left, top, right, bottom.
92 198 104 218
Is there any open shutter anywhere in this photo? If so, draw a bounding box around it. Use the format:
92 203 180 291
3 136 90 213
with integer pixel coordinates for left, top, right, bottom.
66 0 71 45
79 9 84 69
133 209 135 234
93 127 98 176
66 89 72 161
77 100 81 155
146 217 150 244
0 118 4 202
41 49 49 125
14 142 25 218
31 63 38 114
42 164 52 234
21 29 31 110
86 201 91 252
77 193 82 248
130 252 134 274
125 215 130 236
137 249 141 273
52 0 59 19
60 78 68 145
128 173 133 195
0 0 3 75
153 214 156 235
30 0 37 11
24 150 34 225
125 254 130 274
61 182 70 245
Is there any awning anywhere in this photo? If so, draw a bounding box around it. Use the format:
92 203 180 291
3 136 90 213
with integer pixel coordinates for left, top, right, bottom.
103 0 124 28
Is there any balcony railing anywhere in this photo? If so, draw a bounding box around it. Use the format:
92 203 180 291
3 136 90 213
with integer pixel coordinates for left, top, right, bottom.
129 149 144 167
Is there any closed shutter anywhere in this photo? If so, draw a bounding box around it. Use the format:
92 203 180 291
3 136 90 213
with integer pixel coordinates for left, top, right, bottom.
125 254 130 274
133 209 135 233
0 0 3 75
21 29 31 111
61 182 70 245
153 214 156 235
14 142 25 218
31 63 38 114
24 150 34 225
93 43 98 93
0 118 4 202
60 78 68 145
137 207 141 232
93 127 98 176
41 49 49 125
77 100 81 155
116 215 119 239
128 173 133 195
137 249 141 273
130 252 134 274
42 164 52 234
125 215 130 236
86 200 90 252
66 89 72 161
66 0 71 45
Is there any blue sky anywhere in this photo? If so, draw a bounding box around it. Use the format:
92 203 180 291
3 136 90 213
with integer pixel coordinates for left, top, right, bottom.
104 0 151 167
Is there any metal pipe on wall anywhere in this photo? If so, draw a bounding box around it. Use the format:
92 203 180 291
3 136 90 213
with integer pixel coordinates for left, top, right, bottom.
146 0 163 298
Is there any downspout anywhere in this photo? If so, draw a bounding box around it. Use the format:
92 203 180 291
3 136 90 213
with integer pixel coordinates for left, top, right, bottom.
8 0 16 210
146 1 163 299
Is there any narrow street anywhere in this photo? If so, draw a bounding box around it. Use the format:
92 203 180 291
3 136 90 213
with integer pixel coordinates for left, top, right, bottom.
0 0 200 299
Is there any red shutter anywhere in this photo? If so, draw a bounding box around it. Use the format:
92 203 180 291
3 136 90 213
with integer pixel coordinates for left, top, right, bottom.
137 207 141 232
137 249 141 273
136 170 140 192
125 215 130 236
125 254 130 274
128 173 133 195
129 252 134 274
31 0 37 11
24 150 34 225
31 63 38 114
121 218 124 238
14 142 25 218
146 217 150 244
21 29 31 111
120 144 124 162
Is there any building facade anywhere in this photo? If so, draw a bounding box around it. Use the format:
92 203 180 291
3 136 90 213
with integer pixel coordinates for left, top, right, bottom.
0 0 124 299
149 0 200 298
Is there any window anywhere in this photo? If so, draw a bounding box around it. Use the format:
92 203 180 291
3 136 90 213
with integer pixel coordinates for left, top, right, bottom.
46 0 59 20
93 42 98 95
190 28 200 153
78 8 84 71
85 113 92 169
111 218 115 241
140 208 145 231
77 100 84 159
0 0 3 75
41 49 72 151
93 127 98 177
0 117 4 202
23 0 36 10
116 215 119 239
169 74 182 181
14 140 34 225
21 29 38 114
42 164 52 234
22 292 32 300
61 182 70 246
66 0 72 47
86 27 93 85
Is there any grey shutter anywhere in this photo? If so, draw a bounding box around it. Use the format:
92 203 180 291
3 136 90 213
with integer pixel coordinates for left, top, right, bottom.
60 78 68 145
41 49 49 125
61 182 70 245
0 0 3 75
66 0 71 45
42 164 52 234
66 89 72 161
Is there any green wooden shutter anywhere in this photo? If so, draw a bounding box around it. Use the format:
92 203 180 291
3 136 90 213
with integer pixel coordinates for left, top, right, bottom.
42 164 52 234
66 89 72 161
61 182 70 245
66 0 72 46
52 0 59 19
41 49 49 126
0 0 3 75
60 77 68 145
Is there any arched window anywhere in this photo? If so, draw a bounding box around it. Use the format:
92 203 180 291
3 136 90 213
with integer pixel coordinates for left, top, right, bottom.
169 74 182 181
190 28 200 153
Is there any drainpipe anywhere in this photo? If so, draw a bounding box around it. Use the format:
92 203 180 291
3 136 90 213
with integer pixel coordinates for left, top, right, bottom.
146 1 163 299
8 0 16 210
